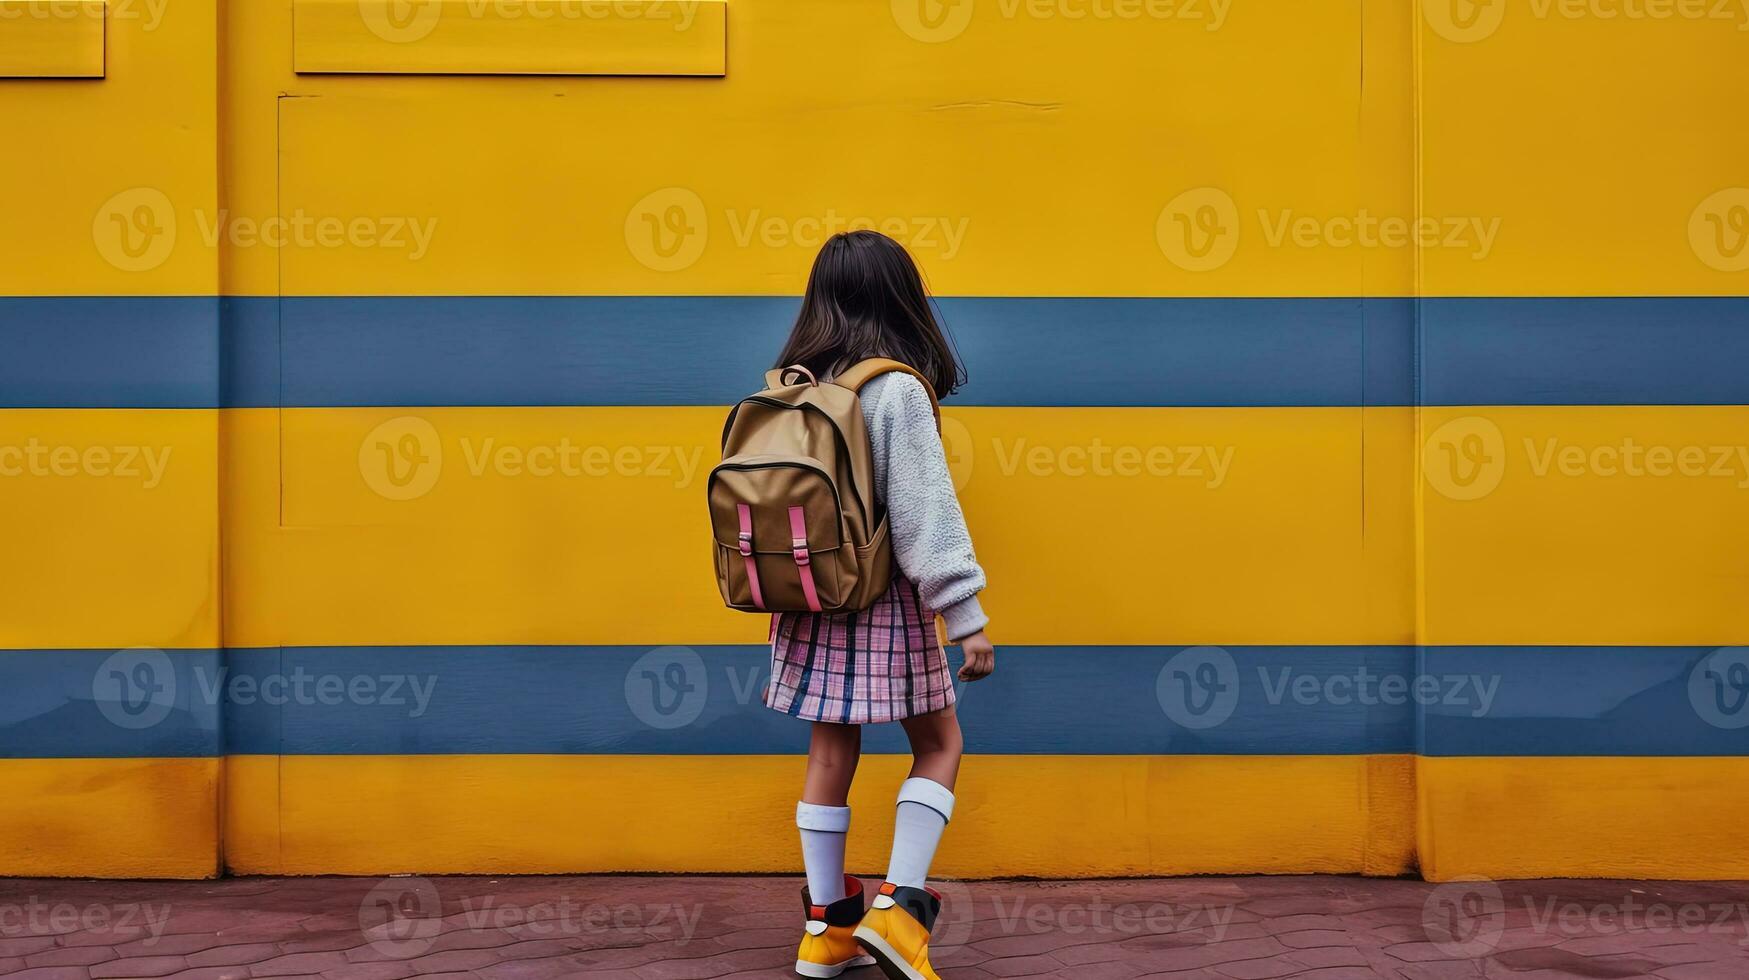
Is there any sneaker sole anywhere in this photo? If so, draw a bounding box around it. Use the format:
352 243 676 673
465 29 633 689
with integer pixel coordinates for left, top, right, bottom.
853 926 929 980
795 954 876 978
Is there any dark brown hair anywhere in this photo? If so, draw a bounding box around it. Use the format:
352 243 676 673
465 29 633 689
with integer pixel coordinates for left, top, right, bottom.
773 230 966 398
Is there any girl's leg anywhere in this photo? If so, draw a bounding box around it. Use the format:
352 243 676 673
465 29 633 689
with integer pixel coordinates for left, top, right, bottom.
899 704 963 789
885 706 963 889
802 720 863 805
797 722 862 904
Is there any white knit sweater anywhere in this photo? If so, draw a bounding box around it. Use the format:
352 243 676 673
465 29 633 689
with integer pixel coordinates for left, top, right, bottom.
858 373 989 640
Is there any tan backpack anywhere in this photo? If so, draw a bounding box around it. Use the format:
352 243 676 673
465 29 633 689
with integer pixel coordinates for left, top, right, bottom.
709 358 940 614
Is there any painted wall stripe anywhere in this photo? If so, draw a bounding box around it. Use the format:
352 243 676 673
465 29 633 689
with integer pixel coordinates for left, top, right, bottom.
7 645 1746 759
6 296 1749 409
0 297 222 409
1418 298 1749 407
0 649 224 757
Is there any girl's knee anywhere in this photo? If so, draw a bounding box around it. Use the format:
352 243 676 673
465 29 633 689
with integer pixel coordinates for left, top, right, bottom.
808 724 861 765
906 712 963 760
808 745 859 772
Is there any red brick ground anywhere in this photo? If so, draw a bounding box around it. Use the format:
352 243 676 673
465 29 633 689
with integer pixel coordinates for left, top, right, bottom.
1 875 1745 979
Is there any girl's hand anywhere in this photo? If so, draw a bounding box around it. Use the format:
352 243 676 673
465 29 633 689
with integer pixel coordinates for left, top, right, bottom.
957 631 996 682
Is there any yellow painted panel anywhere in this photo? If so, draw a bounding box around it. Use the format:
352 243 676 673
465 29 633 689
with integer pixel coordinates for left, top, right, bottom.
0 0 104 77
267 1 1371 298
222 754 281 873
0 757 219 878
0 409 219 649
294 0 726 76
1420 406 1749 646
8 0 1742 296
1420 756 1749 881
0 0 215 296
235 753 1413 877
1363 406 1417 647
1417 2 1749 297
221 405 1389 648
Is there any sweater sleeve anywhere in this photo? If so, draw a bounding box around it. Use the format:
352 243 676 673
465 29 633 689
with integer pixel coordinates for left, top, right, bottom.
864 373 989 640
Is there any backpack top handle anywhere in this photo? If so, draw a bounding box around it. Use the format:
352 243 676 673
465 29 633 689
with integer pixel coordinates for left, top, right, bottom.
764 364 820 388
832 358 942 432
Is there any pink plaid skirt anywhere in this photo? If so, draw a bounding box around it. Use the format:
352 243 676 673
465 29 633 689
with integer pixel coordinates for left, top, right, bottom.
765 575 957 724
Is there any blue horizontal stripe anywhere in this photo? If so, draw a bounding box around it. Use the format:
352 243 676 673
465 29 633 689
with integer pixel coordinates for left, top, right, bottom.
1418 297 1749 407
3 644 1745 758
0 648 224 757
0 297 223 409
5 295 1748 408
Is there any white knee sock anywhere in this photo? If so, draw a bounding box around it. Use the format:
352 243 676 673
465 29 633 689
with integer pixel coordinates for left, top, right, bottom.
885 777 954 890
796 802 851 904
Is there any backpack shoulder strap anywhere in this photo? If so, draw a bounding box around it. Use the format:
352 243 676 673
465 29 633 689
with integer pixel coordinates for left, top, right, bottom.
832 358 941 431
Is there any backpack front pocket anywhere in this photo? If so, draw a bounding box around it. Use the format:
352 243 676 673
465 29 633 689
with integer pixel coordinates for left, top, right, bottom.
708 454 845 612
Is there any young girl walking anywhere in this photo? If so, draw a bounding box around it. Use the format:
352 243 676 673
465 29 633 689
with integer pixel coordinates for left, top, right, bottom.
765 231 995 980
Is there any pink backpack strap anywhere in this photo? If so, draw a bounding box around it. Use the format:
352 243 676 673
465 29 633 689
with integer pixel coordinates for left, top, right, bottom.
737 503 766 610
788 505 823 613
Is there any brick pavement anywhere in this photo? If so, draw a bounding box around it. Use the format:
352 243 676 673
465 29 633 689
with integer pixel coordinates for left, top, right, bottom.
1 875 1746 979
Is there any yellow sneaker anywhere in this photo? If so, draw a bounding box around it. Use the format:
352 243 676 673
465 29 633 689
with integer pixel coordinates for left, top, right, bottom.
853 882 943 980
797 875 876 978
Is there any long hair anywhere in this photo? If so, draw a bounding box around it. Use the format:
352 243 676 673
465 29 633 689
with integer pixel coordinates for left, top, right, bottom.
773 230 967 398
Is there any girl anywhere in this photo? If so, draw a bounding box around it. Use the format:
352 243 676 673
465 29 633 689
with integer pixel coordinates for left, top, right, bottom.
763 231 995 980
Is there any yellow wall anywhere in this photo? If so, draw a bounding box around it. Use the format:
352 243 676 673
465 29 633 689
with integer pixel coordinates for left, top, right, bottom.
1 0 1745 881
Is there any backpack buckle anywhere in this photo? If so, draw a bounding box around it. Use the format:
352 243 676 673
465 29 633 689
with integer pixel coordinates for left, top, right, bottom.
791 538 811 566
737 531 754 557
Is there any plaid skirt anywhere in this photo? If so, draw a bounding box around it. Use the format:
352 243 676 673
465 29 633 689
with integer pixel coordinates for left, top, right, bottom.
765 575 957 724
